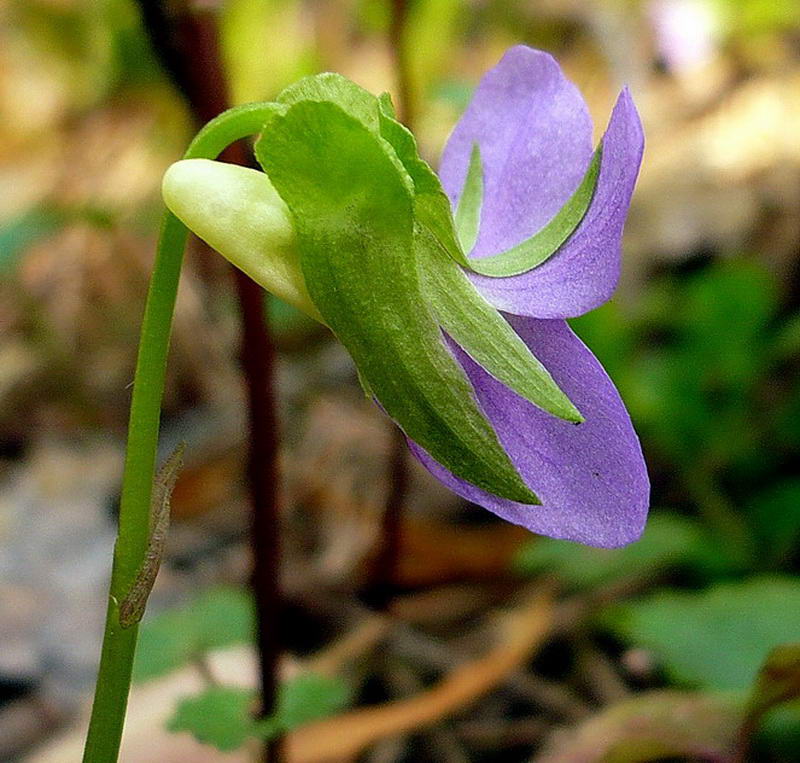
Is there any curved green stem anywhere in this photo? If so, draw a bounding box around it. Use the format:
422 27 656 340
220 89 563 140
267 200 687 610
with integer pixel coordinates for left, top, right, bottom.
83 103 276 763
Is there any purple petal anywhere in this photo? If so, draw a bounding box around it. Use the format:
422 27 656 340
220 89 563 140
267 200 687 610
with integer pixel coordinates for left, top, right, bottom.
408 316 649 548
440 46 645 319
467 91 644 318
441 46 594 255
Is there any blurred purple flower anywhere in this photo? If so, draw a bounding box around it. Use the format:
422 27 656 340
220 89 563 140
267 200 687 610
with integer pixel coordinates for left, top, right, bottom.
648 0 719 74
410 46 649 548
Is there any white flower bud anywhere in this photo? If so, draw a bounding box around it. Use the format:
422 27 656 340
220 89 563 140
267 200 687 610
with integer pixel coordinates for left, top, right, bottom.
162 159 321 321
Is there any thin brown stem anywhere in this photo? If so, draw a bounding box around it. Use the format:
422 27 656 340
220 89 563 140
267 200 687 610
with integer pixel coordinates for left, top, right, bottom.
134 2 283 759
389 0 415 128
365 427 410 610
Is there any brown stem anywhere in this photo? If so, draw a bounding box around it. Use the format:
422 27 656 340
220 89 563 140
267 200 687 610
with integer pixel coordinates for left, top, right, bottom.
364 427 410 610
134 2 283 759
389 0 414 127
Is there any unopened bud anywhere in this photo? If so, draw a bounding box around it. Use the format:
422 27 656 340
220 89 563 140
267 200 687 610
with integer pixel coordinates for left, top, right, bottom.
162 159 321 321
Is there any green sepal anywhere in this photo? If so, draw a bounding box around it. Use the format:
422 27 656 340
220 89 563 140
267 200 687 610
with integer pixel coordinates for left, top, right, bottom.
276 72 379 131
254 99 538 504
376 95 470 268
454 143 482 254
378 91 397 118
466 146 603 277
274 77 470 269
417 225 583 423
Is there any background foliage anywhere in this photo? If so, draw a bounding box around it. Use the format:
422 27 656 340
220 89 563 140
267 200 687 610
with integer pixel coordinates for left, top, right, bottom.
1 0 800 760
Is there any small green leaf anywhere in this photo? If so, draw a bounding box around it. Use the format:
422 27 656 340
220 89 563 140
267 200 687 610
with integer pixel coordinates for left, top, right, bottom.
417 225 581 422
168 686 258 752
255 99 537 504
454 143 482 254
168 675 350 752
0 207 65 272
604 577 800 691
277 74 469 270
469 147 602 277
278 673 351 727
133 587 254 682
747 479 800 565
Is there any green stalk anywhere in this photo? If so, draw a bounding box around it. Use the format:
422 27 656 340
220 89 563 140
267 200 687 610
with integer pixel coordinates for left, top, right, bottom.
83 103 276 763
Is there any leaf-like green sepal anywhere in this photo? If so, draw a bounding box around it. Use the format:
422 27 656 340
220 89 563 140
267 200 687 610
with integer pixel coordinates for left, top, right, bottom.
458 145 602 277
277 72 380 130
455 143 483 254
417 226 583 423
255 99 538 504
377 95 470 268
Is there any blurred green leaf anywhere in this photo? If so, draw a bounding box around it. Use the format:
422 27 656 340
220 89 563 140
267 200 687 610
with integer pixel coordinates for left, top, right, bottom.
604 577 800 691
432 79 474 111
168 686 262 752
681 259 776 389
581 261 780 470
277 673 351 727
168 674 349 752
747 479 800 565
756 699 800 760
133 587 254 682
513 513 720 589
770 311 800 362
0 208 65 272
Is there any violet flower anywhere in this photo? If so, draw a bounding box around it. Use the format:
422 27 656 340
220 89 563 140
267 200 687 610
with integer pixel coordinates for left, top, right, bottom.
163 45 649 548
411 46 649 547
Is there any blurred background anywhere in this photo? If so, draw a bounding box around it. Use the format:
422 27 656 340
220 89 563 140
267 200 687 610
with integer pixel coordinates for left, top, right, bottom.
2 0 800 760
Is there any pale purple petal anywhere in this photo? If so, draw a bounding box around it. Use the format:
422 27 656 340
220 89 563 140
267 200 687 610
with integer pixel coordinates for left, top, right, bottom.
464 90 644 318
441 46 594 254
408 316 649 548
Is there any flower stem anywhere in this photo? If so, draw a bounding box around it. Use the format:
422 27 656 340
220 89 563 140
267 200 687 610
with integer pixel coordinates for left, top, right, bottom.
161 8 285 757
83 103 276 763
